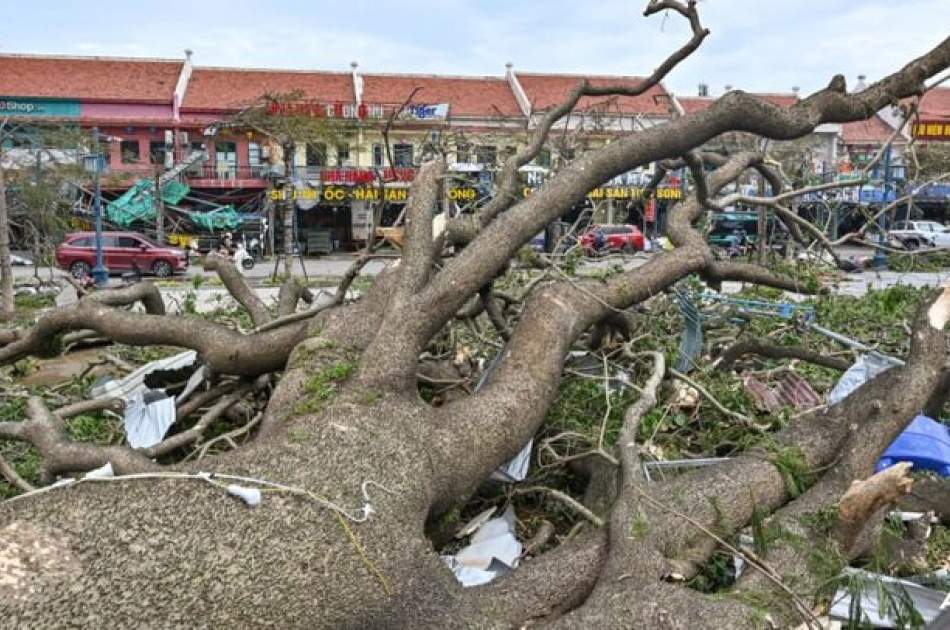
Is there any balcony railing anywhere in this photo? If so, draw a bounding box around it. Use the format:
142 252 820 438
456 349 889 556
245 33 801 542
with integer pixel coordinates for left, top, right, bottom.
187 164 267 181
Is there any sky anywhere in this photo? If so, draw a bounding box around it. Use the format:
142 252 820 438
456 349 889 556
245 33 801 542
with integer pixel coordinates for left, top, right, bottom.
1 0 948 98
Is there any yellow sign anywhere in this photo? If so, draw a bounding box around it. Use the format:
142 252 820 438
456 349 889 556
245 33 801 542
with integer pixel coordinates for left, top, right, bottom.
269 187 410 203
522 186 682 200
167 233 197 247
447 187 478 201
912 121 950 141
270 186 479 203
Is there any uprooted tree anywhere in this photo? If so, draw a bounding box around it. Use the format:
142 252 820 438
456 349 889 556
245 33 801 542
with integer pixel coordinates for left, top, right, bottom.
2 3 950 627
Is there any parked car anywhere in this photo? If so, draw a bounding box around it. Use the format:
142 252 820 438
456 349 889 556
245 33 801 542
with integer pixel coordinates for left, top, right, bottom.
707 211 787 248
578 224 645 254
888 220 950 250
55 231 189 279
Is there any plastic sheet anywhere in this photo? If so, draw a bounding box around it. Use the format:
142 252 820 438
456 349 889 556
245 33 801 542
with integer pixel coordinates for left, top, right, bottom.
827 354 901 405
442 506 522 587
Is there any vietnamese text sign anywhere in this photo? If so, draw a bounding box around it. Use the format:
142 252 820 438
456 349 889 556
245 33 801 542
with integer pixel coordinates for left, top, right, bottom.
912 120 950 141
523 186 682 200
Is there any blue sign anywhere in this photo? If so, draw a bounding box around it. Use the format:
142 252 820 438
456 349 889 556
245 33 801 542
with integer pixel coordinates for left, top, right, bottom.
858 187 896 203
0 98 81 118
912 182 950 200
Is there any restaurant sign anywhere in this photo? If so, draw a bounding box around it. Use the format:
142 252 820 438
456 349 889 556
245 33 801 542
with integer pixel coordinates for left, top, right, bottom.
0 98 80 118
912 120 950 141
523 186 682 200
271 185 479 203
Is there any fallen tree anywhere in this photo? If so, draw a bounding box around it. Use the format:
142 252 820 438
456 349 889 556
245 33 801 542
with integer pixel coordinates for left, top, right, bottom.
1 3 950 627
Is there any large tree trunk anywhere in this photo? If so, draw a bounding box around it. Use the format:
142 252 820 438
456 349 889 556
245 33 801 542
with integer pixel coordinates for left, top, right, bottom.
0 163 14 321
1 16 949 629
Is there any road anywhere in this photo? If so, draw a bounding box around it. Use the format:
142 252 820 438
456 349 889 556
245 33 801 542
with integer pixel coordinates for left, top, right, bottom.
12 247 950 300
12 253 391 285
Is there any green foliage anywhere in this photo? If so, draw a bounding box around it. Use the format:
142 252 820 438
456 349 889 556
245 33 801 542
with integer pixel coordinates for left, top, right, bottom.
294 361 356 415
887 250 950 273
829 570 925 630
14 293 55 310
630 510 650 540
543 376 635 450
763 442 814 498
926 525 950 571
688 550 737 592
66 413 119 444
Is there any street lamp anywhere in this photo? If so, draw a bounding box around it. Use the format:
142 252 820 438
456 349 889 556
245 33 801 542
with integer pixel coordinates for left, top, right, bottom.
82 127 108 286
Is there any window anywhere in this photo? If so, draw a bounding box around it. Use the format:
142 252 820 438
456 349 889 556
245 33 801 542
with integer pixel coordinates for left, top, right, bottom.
69 236 93 248
306 142 327 167
535 149 552 169
456 144 472 164
248 142 261 166
372 143 384 167
559 147 575 162
336 144 350 166
101 235 120 248
393 143 414 167
149 141 167 166
475 145 497 167
118 236 144 248
120 140 141 164
215 141 237 178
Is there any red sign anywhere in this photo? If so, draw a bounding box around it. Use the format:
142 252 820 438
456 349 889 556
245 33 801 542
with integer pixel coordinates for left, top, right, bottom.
912 120 950 141
644 198 656 222
320 167 416 184
266 100 386 120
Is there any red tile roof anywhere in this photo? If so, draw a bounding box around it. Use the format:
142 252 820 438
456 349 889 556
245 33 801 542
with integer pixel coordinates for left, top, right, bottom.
919 87 950 121
678 96 714 113
840 114 897 144
678 92 799 114
181 68 354 111
516 73 672 115
753 93 799 108
0 54 182 103
360 74 523 118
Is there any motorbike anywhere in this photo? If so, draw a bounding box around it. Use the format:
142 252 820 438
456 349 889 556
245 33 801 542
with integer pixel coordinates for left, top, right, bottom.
235 237 260 270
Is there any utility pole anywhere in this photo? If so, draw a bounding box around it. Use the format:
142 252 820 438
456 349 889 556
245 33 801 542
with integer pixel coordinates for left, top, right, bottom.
872 145 892 269
756 174 767 265
91 127 108 287
154 169 165 243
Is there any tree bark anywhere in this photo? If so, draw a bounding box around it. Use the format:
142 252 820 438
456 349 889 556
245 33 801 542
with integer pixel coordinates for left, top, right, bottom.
0 161 14 321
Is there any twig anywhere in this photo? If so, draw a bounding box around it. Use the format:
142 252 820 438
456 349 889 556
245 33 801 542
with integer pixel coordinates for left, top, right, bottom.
512 485 605 528
668 368 758 428
0 452 34 492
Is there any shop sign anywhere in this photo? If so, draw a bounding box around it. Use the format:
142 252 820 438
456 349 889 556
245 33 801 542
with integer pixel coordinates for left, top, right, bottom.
522 186 682 200
447 187 478 201
267 101 386 120
270 186 410 203
402 103 449 120
912 120 950 141
321 167 415 184
0 97 80 118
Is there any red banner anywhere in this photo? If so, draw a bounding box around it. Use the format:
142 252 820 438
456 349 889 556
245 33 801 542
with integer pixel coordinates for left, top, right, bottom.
320 167 416 184
644 198 656 222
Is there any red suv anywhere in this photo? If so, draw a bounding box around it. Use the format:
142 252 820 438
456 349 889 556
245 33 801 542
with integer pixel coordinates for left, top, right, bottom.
578 224 645 254
55 231 189 278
